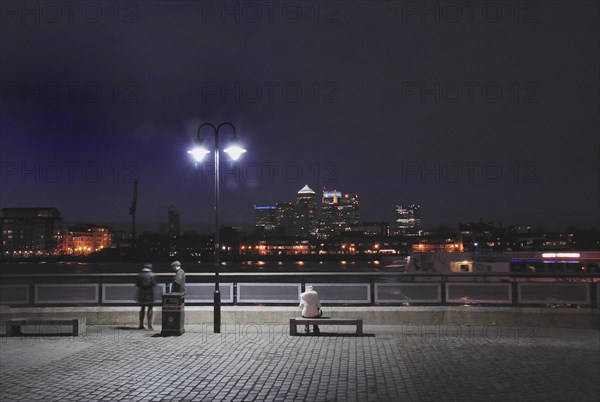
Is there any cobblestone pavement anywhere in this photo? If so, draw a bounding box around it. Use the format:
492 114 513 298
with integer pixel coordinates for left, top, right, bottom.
1 325 598 401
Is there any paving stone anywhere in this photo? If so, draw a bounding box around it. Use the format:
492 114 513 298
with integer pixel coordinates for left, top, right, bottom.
0 325 598 401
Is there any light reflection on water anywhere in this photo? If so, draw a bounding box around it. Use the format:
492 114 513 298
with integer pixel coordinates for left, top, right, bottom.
0 260 403 275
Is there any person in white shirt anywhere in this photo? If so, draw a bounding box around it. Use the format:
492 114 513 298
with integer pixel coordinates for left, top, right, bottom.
299 285 322 334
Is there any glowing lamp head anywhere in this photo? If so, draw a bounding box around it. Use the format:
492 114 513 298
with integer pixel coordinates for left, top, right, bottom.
224 137 246 161
188 138 210 162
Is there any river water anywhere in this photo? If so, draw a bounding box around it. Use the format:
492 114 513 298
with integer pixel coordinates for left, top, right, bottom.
0 260 398 276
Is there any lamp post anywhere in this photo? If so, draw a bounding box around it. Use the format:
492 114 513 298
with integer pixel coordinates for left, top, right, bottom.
188 122 246 333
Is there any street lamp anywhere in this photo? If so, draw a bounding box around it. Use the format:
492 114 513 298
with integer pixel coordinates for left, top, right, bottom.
188 122 246 333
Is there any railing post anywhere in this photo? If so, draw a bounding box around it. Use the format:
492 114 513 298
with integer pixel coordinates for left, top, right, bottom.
590 281 598 309
371 282 376 305
511 281 519 306
440 275 446 305
29 283 35 306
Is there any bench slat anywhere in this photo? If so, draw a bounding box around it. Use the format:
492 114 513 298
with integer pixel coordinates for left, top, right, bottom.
290 318 363 336
6 317 86 336
8 319 81 325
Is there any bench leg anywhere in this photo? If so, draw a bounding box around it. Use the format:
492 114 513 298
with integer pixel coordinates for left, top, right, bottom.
7 324 21 336
290 320 297 336
72 322 78 336
357 321 363 335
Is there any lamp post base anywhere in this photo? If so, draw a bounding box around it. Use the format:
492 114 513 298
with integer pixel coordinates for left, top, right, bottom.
214 289 221 333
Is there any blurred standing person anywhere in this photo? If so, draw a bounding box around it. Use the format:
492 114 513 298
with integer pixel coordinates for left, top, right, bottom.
171 261 186 294
136 263 156 330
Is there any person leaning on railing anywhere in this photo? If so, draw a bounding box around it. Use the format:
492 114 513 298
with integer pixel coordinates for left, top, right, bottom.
170 261 186 294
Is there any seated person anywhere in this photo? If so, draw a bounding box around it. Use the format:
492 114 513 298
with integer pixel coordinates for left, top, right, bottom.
299 285 322 333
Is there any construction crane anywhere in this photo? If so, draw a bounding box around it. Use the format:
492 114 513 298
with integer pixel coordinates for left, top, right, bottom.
129 180 138 241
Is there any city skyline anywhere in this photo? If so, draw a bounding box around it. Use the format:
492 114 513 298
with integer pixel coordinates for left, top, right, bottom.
2 188 594 237
1 2 598 233
3 205 598 260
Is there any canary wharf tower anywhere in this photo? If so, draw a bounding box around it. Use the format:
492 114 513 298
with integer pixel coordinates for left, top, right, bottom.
295 185 317 237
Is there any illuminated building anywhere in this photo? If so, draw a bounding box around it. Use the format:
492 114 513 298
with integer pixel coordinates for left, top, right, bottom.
295 185 317 237
275 202 295 236
411 241 463 253
167 206 180 237
255 201 299 237
395 204 421 236
65 224 112 255
254 205 277 233
318 190 360 239
349 222 389 236
159 205 180 237
1 207 64 257
243 240 313 256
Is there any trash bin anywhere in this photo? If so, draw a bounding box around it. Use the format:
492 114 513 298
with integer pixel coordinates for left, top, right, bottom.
161 293 185 336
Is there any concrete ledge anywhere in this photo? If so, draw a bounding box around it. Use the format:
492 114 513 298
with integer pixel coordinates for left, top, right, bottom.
1 306 598 331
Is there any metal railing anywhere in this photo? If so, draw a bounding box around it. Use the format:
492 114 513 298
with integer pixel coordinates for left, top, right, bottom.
1 272 599 308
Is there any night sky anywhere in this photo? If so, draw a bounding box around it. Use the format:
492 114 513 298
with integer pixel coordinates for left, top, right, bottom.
1 1 598 232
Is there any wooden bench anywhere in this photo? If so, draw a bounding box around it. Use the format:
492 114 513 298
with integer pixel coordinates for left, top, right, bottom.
290 317 363 336
6 317 86 336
